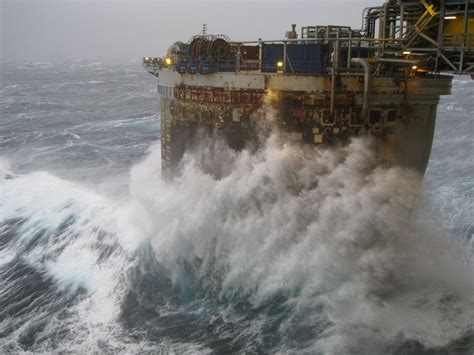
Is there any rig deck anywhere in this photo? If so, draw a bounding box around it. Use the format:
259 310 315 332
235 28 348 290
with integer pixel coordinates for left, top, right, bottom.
143 0 473 178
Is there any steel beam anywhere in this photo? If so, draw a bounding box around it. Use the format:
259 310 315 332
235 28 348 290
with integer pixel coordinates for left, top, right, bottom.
460 0 470 71
436 0 446 71
440 52 458 71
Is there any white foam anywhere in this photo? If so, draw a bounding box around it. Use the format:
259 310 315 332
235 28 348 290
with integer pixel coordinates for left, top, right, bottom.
1 169 134 349
123 131 474 352
1 97 472 352
0 156 12 174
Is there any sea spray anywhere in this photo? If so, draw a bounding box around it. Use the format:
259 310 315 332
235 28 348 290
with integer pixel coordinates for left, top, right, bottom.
2 133 472 353
0 170 135 352
123 133 474 353
1 62 472 353
2 121 473 353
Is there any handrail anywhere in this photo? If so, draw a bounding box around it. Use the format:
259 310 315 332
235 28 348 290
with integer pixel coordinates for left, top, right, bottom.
143 21 473 76
231 37 404 45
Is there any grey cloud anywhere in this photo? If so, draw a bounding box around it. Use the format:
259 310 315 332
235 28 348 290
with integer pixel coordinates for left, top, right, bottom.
1 0 381 63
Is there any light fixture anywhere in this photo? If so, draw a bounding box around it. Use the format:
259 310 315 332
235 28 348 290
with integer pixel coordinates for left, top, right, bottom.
412 65 418 70
403 51 411 55
277 61 284 68
444 16 457 20
165 57 172 65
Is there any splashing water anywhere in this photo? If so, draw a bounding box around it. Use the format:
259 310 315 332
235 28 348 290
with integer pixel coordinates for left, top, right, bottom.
1 63 473 353
121 133 474 353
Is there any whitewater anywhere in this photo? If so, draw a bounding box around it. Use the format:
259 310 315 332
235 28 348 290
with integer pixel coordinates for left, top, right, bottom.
1 61 473 354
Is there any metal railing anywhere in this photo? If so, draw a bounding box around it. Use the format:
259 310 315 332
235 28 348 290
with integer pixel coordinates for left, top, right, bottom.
144 36 411 77
443 33 474 50
143 1 474 76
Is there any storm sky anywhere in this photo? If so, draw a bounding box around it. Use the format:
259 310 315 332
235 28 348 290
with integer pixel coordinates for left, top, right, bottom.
1 0 380 63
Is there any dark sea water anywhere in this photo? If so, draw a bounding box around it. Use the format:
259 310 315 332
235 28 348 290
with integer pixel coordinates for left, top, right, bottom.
0 61 473 354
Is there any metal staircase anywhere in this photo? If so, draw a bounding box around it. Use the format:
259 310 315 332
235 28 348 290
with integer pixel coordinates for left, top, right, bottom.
403 0 438 49
378 0 473 74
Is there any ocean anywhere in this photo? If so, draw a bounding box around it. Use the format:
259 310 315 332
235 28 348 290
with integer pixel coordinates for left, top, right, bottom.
1 61 473 354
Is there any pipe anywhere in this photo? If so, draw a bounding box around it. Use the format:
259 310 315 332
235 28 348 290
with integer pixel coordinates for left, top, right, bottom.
330 68 336 116
436 0 446 71
330 30 341 116
376 58 418 65
460 0 469 71
351 58 370 118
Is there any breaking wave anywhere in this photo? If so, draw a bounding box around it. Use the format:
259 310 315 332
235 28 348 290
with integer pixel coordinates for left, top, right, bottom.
1 121 473 353
123 133 474 353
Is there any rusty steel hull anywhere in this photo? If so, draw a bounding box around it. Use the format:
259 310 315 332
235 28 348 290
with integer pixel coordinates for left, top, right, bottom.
152 68 452 178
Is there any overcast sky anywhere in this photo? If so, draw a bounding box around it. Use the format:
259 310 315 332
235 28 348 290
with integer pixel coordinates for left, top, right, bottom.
1 0 381 63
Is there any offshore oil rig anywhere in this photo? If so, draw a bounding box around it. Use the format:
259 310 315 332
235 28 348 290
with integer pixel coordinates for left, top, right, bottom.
143 0 473 178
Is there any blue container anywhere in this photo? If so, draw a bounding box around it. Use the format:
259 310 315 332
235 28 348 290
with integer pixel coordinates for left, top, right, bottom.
188 61 199 74
286 43 326 74
217 59 237 72
199 60 217 74
262 43 326 74
176 59 189 74
262 44 284 73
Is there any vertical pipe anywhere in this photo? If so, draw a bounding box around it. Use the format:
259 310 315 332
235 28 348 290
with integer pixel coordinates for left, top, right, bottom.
378 6 384 40
351 58 370 118
330 33 339 116
400 5 404 40
330 40 338 117
390 8 395 39
460 0 469 72
436 0 446 72
283 41 287 74
348 31 352 69
236 44 241 73
381 1 389 54
258 39 263 72
330 67 336 116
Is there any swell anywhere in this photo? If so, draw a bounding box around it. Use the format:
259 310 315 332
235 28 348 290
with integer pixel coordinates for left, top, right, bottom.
1 136 473 353
0 169 132 352
1 67 473 353
118 135 474 354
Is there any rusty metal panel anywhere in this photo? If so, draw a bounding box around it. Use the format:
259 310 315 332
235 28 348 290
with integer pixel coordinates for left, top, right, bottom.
198 90 205 101
294 107 305 121
205 90 213 101
213 91 222 102
304 95 315 106
241 92 250 104
231 91 241 104
222 91 231 103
